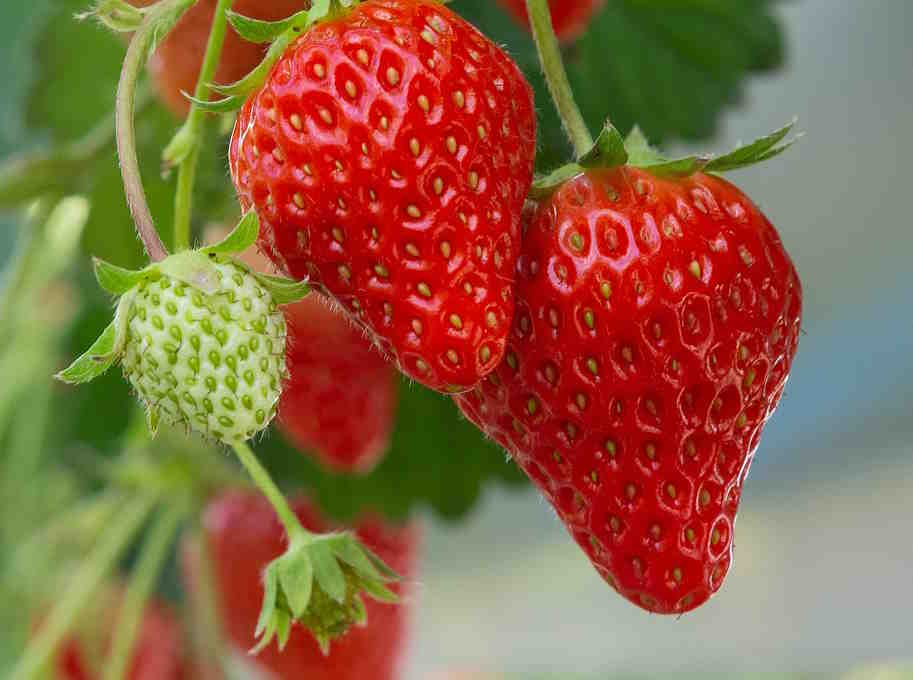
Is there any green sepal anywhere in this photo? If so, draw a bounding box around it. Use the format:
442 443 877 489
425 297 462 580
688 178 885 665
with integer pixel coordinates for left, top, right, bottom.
251 531 399 654
75 0 145 32
530 164 585 199
54 290 135 384
146 406 160 438
626 120 799 177
226 0 329 44
623 126 665 166
208 32 294 98
532 120 799 198
93 258 146 296
202 210 259 256
199 0 341 110
703 120 799 173
250 272 310 306
532 122 629 198
579 122 629 169
310 541 347 603
182 94 248 114
156 251 223 296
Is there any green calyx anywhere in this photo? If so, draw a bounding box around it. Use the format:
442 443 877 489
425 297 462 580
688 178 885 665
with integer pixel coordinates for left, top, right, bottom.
187 0 361 113
76 0 146 32
531 119 800 199
55 212 309 444
255 531 399 655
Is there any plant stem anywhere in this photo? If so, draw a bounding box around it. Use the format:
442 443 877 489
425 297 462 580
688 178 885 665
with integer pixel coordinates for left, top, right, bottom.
526 0 593 158
173 0 236 251
231 441 306 541
116 8 176 262
9 494 157 680
102 500 187 680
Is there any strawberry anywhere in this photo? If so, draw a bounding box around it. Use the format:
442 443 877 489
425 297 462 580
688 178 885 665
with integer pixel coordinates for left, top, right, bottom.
455 162 802 614
129 0 303 116
280 295 397 474
57 215 308 445
54 594 185 680
229 0 538 393
497 0 605 42
185 490 419 680
120 258 289 443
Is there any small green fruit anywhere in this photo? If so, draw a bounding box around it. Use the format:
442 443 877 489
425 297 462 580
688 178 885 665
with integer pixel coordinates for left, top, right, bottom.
121 261 287 443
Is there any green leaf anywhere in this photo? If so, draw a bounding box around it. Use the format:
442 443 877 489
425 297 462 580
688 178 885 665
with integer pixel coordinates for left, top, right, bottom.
258 379 526 523
453 0 786 170
93 258 144 295
203 210 259 256
250 272 310 306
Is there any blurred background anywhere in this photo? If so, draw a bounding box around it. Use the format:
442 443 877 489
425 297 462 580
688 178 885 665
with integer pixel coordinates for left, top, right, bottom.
1 1 911 679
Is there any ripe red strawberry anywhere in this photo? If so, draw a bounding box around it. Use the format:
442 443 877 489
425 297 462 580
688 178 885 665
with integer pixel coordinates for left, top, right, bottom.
54 593 186 680
455 167 802 614
497 0 605 42
129 0 304 116
187 490 419 680
280 295 397 474
230 0 538 393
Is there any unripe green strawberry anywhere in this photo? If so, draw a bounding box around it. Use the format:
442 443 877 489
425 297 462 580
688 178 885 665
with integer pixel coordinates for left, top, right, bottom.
121 261 287 443
57 213 309 445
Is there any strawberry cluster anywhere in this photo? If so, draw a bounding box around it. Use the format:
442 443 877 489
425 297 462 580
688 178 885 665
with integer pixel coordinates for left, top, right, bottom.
55 3 802 670
220 0 803 615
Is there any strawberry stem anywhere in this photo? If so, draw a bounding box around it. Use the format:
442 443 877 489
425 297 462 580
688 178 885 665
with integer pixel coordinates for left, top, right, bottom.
231 441 308 543
172 0 236 252
9 494 158 680
101 499 188 680
116 0 195 262
525 0 593 158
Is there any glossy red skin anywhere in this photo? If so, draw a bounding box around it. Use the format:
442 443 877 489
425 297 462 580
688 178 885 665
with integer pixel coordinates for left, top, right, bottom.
129 0 305 116
497 0 606 42
455 167 802 614
230 0 537 393
193 491 419 680
56 597 185 680
280 295 397 474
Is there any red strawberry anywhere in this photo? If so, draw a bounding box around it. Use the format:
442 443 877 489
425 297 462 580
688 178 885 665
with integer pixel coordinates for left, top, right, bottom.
230 0 538 393
497 0 605 42
129 0 304 116
280 295 397 474
187 490 419 680
455 167 802 614
54 592 186 680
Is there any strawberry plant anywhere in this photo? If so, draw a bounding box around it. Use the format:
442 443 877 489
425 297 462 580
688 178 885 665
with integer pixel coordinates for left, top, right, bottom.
0 0 800 676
